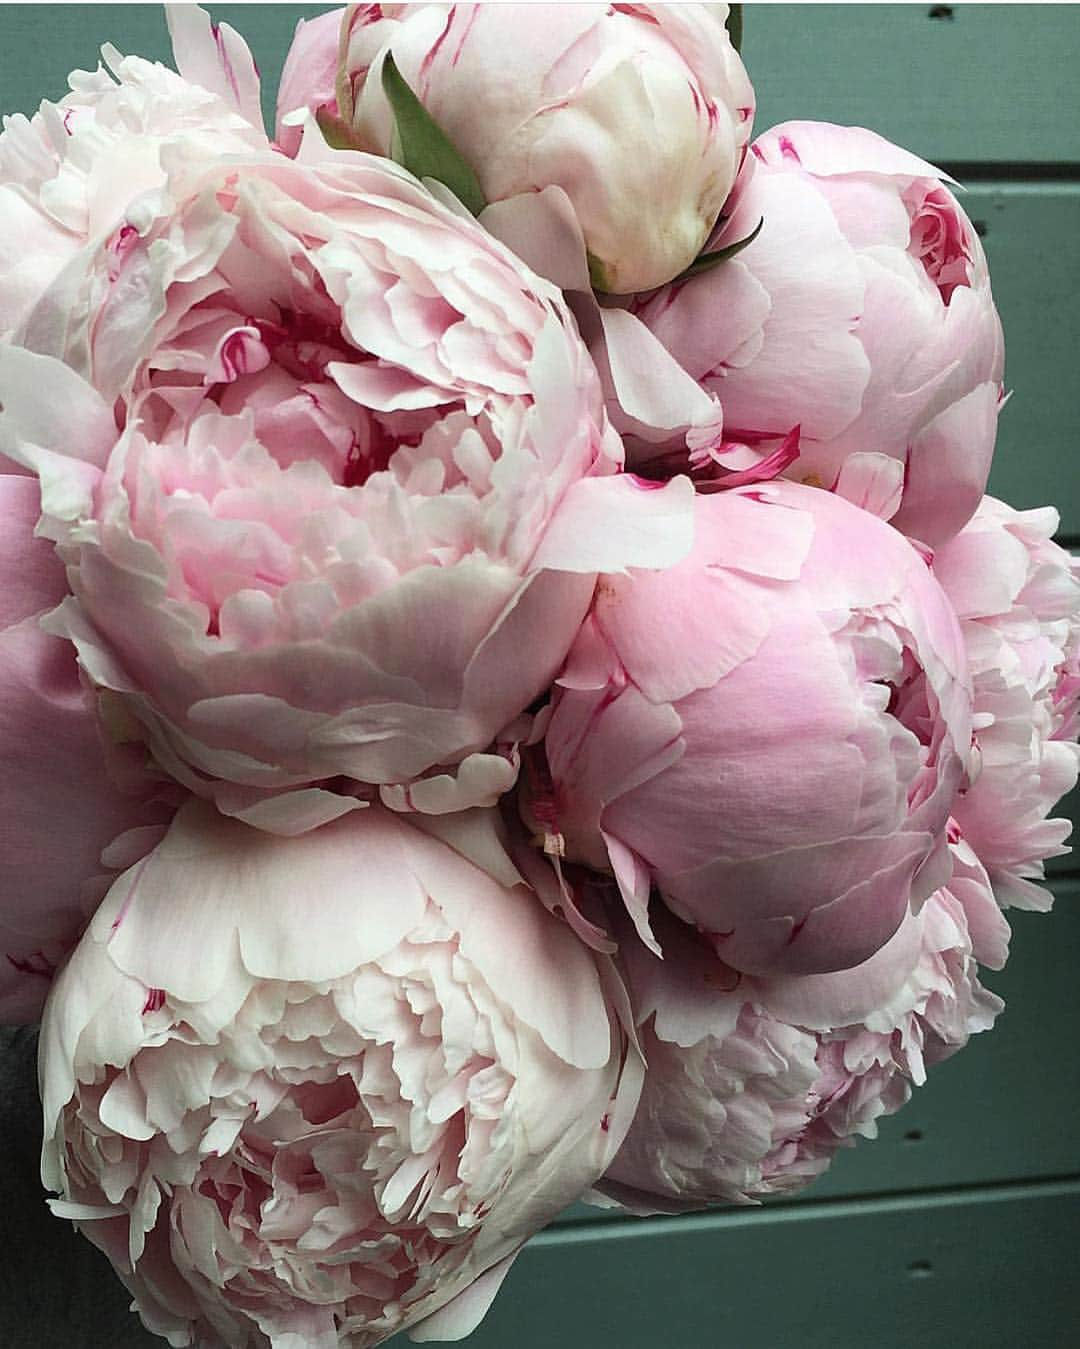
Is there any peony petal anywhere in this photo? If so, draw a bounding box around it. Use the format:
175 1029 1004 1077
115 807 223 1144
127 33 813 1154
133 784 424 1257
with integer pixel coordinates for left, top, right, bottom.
406 824 613 1070
408 1251 520 1342
0 347 115 514
755 121 949 184
379 752 518 815
832 451 904 522
166 3 264 133
0 474 67 626
892 381 1000 547
600 305 720 434
213 785 366 835
530 472 695 575
604 831 660 956
480 186 592 293
95 801 428 997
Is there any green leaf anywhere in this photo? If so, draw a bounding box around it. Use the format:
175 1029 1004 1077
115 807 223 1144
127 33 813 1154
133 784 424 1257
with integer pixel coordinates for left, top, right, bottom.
673 216 764 282
726 3 743 55
380 53 486 216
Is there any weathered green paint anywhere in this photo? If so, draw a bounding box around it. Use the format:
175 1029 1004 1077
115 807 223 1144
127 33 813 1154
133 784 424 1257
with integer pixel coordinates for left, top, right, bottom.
390 1181 1080 1348
976 185 1080 531
0 5 308 126
745 3 1080 166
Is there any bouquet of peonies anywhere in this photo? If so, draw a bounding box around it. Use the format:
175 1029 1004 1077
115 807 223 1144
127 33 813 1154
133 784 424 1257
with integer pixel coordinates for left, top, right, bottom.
1 4 1076 1346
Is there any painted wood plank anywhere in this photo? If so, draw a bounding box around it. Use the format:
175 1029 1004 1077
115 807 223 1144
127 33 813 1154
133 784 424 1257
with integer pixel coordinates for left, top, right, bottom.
977 185 1080 533
399 1181 1080 1349
559 881 1080 1225
744 3 1080 167
1048 783 1080 877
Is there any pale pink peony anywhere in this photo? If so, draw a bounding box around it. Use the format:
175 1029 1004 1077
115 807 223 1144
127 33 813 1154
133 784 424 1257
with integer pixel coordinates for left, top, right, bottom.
529 482 973 975
0 473 175 1024
1 107 691 833
278 3 754 293
594 835 1007 1212
616 121 1005 546
39 800 642 1348
276 6 389 159
0 7 266 343
934 496 1080 909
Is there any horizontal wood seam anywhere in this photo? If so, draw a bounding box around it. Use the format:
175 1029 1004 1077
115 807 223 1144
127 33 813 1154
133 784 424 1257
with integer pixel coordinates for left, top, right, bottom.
540 1173 1080 1245
941 162 1080 182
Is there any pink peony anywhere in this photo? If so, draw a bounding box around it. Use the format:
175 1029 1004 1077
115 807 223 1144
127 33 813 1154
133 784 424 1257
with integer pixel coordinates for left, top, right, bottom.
0 7 266 343
1 104 691 834
615 121 1004 546
529 482 972 975
276 6 363 157
595 835 1007 1212
935 496 1080 909
39 800 642 1348
0 472 175 1024
278 3 754 293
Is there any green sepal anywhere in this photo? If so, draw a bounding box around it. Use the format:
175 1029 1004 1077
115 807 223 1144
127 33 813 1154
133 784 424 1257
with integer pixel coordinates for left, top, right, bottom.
316 107 368 152
587 251 613 293
727 4 744 55
673 216 764 283
380 53 486 216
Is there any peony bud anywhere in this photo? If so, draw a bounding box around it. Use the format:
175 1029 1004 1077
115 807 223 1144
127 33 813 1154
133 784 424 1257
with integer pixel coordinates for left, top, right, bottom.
614 121 1005 547
277 3 755 293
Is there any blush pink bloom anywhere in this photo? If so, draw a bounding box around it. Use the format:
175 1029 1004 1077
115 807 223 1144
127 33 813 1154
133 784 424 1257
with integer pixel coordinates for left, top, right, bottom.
39 801 641 1349
594 835 1007 1212
278 3 754 293
1 122 691 834
934 496 1080 909
616 121 1005 546
0 474 175 1024
529 482 973 975
0 7 266 342
276 6 394 159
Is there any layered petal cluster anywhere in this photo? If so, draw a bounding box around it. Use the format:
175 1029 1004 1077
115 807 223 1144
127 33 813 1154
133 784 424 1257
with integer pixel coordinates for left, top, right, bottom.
617 121 1004 546
0 8 265 343
1 136 691 833
278 3 754 293
935 496 1080 909
40 802 640 1348
530 483 972 975
0 473 175 1023
596 836 1007 1211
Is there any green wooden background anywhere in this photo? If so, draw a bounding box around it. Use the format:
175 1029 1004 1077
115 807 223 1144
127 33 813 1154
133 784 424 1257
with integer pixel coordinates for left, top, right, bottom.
0 5 1077 1346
